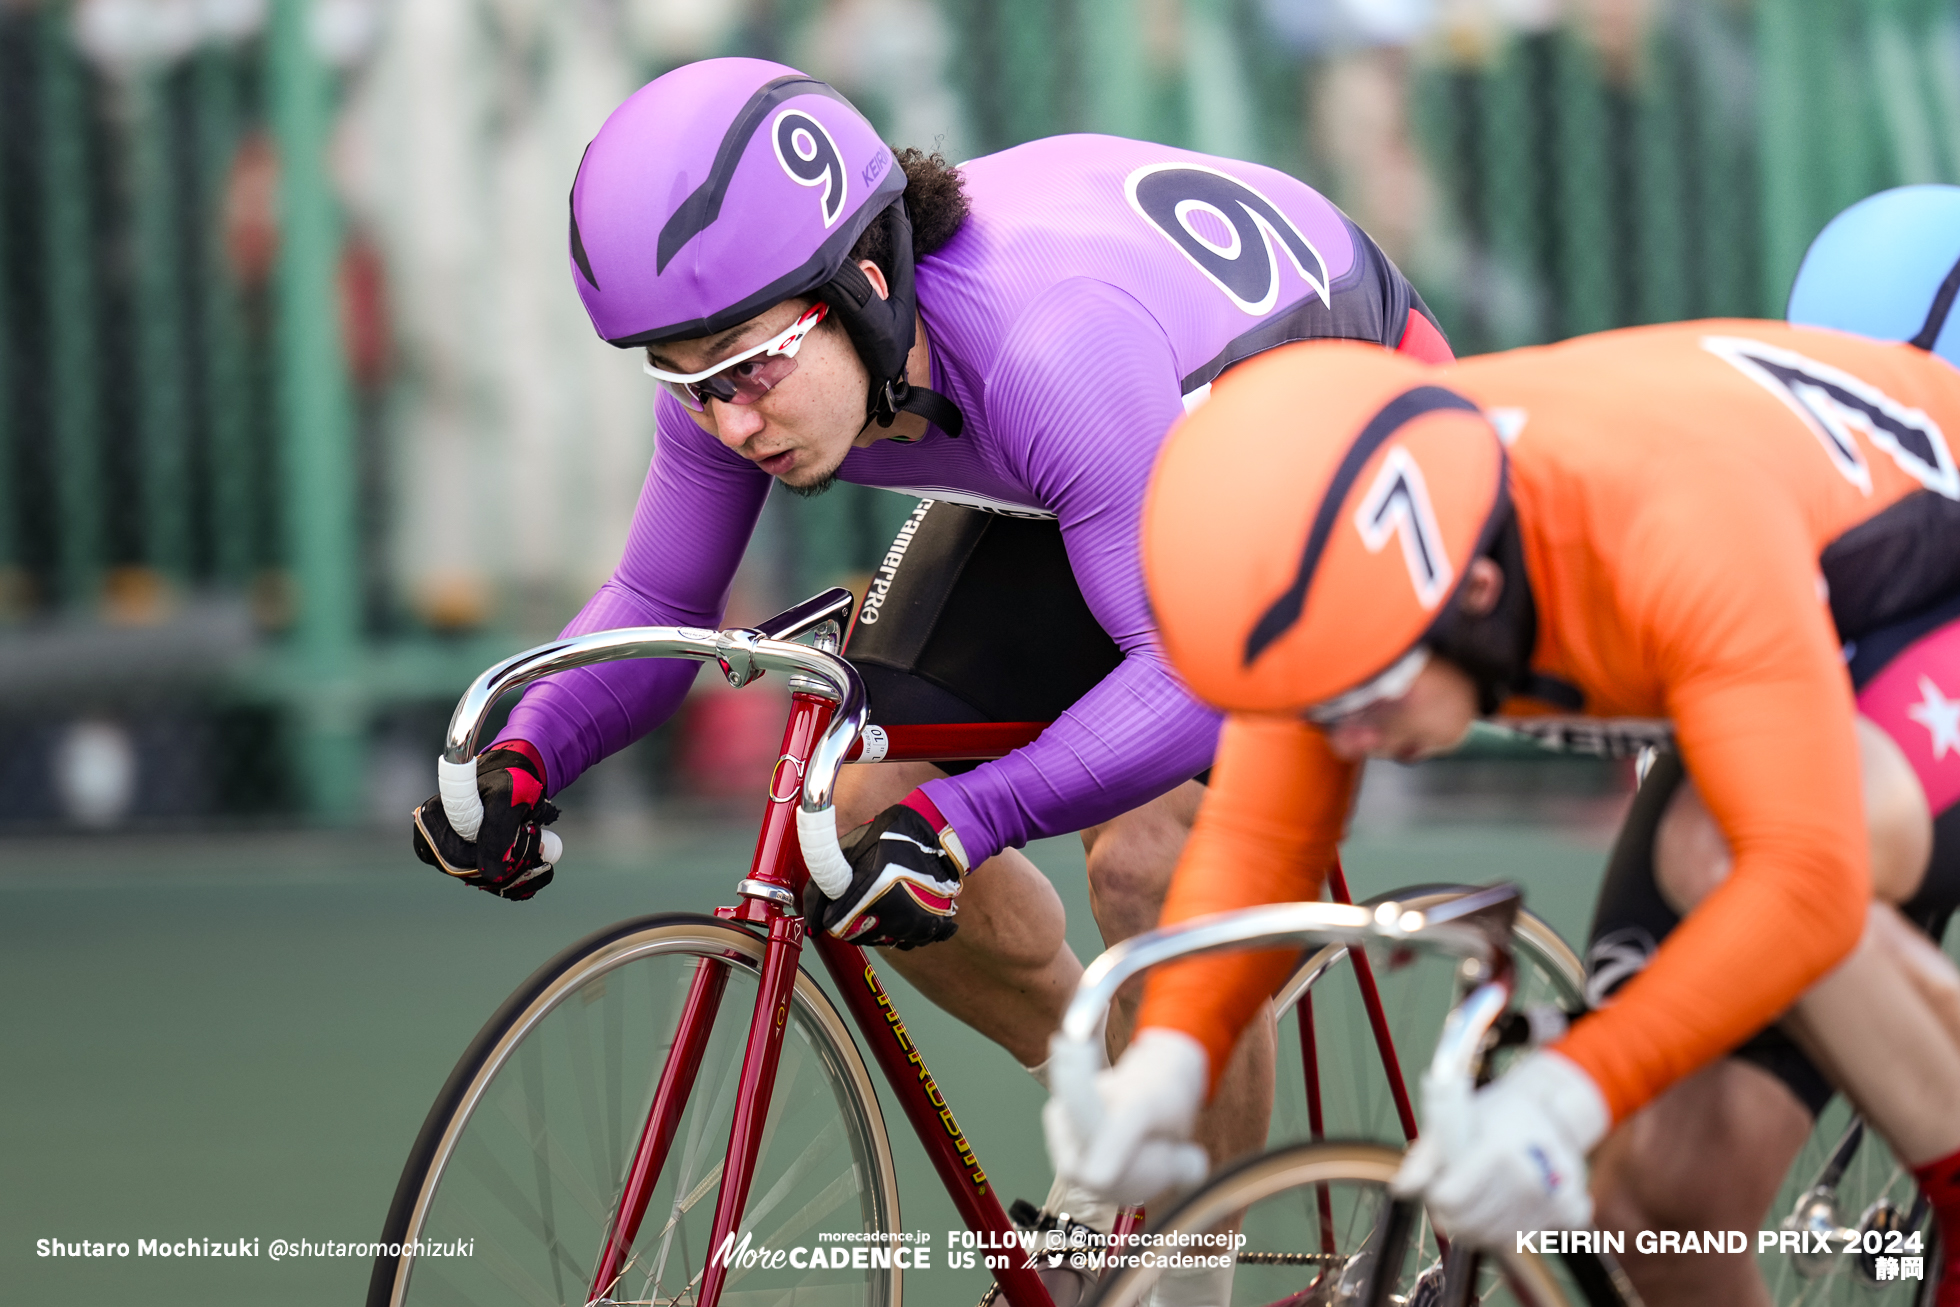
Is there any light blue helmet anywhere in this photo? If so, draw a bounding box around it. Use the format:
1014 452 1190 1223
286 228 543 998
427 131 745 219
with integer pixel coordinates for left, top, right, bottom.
1787 184 1960 369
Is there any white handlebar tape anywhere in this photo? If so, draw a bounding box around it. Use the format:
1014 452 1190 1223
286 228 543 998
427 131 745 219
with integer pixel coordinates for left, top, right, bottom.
797 807 853 899
438 756 484 841
440 755 561 865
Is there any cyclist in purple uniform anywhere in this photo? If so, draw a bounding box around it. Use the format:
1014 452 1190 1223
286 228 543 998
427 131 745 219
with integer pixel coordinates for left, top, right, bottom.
411 57 1450 1302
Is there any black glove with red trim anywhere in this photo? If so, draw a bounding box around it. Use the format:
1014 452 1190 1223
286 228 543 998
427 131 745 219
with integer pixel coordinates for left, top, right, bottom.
806 791 968 949
412 743 561 900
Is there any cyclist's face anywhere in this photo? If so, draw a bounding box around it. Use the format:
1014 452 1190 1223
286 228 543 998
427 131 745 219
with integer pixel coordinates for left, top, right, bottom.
1322 657 1478 764
652 264 909 490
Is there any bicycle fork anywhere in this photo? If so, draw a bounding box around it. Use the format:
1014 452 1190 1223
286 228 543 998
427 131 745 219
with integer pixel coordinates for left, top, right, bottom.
1326 858 1420 1144
588 950 735 1302
589 691 834 1307
584 916 805 1307
1290 862 1422 1287
694 913 808 1307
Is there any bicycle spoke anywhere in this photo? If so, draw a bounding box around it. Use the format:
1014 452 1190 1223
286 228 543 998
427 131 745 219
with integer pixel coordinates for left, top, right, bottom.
494 1077 617 1224
645 1004 748 1298
455 1126 591 1266
659 1261 705 1306
605 975 627 1177
379 918 899 1307
735 1164 870 1276
471 1230 566 1307
1091 1142 1587 1306
566 979 614 1195
740 1113 849 1235
1274 893 1585 1162
719 1287 886 1305
676 1161 729 1225
517 1040 572 1303
1761 1097 1933 1305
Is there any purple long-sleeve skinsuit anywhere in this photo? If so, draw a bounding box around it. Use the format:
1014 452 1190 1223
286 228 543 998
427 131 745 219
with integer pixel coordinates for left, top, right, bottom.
500 135 1444 867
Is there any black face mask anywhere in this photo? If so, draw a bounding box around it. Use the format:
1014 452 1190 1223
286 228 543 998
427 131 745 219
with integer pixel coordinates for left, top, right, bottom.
1423 505 1537 715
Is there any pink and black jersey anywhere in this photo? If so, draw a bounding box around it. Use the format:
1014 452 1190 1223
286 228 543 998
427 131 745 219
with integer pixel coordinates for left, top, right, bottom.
502 134 1448 865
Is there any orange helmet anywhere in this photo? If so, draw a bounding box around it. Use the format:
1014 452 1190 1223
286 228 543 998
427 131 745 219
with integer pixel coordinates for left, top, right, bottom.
1143 342 1507 716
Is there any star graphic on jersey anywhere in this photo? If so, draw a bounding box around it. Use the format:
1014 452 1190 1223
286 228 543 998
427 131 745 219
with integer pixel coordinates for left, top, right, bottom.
1907 675 1960 762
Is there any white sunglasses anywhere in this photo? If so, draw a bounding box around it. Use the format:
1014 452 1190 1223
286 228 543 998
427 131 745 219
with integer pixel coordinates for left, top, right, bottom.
1302 647 1431 727
642 303 829 412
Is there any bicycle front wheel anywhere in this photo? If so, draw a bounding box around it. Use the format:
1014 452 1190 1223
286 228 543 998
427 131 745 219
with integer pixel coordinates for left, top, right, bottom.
1087 1140 1619 1307
1272 885 1587 1147
1763 1106 1941 1306
368 913 901 1307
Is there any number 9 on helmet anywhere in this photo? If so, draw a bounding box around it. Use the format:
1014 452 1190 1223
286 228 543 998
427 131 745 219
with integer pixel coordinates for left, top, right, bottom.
1142 342 1508 717
567 57 963 435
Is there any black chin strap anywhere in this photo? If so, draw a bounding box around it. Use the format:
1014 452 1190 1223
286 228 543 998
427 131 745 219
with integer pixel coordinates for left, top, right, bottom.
819 199 965 439
1908 250 1960 353
1423 501 1538 715
876 376 965 436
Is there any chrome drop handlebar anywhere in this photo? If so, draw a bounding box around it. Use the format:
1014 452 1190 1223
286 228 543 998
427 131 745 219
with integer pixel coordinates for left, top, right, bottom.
1057 884 1524 1112
436 589 866 893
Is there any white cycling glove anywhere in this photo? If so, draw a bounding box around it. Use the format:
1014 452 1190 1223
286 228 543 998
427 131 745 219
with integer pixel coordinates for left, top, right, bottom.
1042 1027 1211 1206
1392 1050 1610 1246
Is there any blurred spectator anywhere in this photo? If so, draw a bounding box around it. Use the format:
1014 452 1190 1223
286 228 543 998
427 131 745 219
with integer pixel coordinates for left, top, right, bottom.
802 0 968 156
341 0 653 637
1263 0 1446 268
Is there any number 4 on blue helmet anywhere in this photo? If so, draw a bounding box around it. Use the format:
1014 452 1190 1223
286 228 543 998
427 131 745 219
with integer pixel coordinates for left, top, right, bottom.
1788 183 1960 371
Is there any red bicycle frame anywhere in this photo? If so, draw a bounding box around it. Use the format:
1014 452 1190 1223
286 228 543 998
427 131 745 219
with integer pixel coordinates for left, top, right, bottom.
585 688 1422 1307
584 691 1056 1306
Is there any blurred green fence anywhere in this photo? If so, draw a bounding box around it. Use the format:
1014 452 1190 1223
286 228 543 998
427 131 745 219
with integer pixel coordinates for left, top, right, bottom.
1 4 341 628
1418 0 1960 353
947 0 1960 350
0 0 508 827
1 0 1956 828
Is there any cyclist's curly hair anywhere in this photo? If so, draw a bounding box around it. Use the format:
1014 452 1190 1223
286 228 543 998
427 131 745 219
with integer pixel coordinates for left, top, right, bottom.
850 148 969 278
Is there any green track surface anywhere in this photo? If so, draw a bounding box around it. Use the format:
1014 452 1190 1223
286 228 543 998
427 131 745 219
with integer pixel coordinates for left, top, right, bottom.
0 814 1611 1305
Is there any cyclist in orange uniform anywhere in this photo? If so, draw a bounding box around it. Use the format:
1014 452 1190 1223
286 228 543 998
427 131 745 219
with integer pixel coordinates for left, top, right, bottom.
1045 186 1960 1306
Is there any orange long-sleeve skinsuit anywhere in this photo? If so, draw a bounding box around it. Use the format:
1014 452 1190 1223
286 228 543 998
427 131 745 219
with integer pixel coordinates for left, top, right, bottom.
1136 321 1960 1124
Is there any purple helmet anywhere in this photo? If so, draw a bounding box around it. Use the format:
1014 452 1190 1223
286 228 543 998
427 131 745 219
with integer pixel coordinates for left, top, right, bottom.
570 58 962 433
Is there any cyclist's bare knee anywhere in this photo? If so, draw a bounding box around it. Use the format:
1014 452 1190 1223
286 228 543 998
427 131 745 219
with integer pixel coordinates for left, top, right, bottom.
1082 780 1204 945
947 848 1072 972
873 850 1078 1063
832 761 947 832
1871 905 1960 1049
1857 717 1931 904
1084 839 1168 946
1194 1001 1277 1168
1657 719 1930 914
1594 1060 1808 1307
1593 1058 1809 1234
1654 778 1730 914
